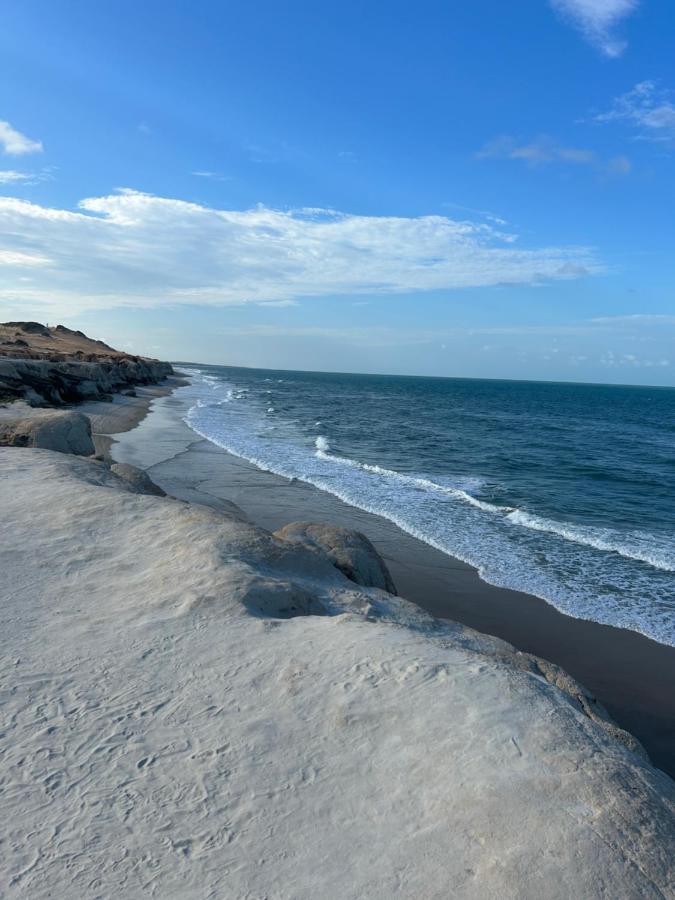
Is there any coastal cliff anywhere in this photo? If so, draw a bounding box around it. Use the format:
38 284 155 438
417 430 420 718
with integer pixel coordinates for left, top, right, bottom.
0 321 173 406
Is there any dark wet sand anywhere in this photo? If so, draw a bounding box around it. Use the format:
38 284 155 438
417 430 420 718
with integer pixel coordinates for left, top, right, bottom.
110 388 675 779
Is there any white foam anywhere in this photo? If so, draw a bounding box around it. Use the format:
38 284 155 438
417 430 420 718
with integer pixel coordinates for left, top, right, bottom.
317 449 511 514
507 510 675 572
178 370 675 647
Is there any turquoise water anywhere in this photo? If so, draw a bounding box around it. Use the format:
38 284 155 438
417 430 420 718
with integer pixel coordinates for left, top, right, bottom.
179 365 675 646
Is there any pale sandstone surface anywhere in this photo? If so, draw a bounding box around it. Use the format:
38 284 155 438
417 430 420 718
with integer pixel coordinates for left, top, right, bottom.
1 448 674 899
0 403 95 455
274 520 398 593
110 462 167 496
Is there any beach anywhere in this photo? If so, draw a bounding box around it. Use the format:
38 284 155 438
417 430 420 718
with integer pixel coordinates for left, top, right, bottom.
106 379 675 778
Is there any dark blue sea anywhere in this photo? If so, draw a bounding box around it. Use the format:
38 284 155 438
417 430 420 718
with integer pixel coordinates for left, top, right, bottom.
179 365 675 646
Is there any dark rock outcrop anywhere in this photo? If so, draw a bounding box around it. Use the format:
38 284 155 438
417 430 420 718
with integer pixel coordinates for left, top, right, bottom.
0 321 173 406
273 521 397 594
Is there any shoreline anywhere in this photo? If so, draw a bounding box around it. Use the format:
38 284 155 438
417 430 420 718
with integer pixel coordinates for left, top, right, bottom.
103 379 675 778
76 375 186 458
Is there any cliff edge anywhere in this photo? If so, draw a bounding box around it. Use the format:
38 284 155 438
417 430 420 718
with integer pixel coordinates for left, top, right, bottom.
0 321 173 406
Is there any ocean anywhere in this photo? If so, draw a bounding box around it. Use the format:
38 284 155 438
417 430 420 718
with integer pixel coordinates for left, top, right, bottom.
178 365 675 647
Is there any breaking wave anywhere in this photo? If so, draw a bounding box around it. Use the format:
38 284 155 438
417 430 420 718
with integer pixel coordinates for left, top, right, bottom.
178 368 675 647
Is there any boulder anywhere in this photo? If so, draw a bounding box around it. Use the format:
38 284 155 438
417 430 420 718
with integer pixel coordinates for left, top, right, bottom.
0 405 95 455
273 521 397 594
110 462 166 496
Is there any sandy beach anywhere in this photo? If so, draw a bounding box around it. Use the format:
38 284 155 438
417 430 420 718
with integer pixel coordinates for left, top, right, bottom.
109 380 675 778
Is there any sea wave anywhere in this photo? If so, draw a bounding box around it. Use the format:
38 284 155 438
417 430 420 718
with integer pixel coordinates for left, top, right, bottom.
177 370 675 647
507 509 675 572
316 445 511 514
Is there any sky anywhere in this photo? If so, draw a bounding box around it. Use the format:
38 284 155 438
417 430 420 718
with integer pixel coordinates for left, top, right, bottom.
1 0 674 385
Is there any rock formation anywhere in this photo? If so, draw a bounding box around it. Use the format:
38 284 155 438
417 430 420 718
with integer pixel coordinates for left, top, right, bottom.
274 521 398 593
0 322 173 406
0 403 95 455
2 447 674 899
110 462 166 496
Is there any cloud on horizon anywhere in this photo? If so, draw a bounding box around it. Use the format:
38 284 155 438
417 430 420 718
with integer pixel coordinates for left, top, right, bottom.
0 120 43 155
0 189 601 317
550 0 639 57
203 318 673 373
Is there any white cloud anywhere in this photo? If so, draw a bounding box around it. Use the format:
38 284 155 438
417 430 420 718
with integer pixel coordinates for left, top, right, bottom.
0 249 51 267
477 135 630 175
0 167 53 186
0 120 43 155
442 202 508 226
550 0 638 57
0 170 31 184
0 189 600 317
594 81 675 141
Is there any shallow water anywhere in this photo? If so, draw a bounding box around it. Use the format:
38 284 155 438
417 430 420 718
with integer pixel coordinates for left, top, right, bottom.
178 365 675 646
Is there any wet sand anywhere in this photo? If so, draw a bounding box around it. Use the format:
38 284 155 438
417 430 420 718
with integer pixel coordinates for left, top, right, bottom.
76 376 186 457
109 387 675 778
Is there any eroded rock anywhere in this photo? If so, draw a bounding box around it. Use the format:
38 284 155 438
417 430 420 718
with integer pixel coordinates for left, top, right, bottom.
110 462 166 497
0 405 95 455
274 521 397 594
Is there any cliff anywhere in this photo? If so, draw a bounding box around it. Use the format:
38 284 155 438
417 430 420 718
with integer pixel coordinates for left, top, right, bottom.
0 321 173 406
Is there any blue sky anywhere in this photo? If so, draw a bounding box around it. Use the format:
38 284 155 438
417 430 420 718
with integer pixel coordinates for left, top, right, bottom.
1 0 674 384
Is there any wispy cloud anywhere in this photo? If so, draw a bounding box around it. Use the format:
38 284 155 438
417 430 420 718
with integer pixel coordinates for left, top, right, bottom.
550 0 639 57
593 81 675 141
0 170 32 184
599 349 670 368
478 135 594 165
192 170 231 181
0 189 600 316
0 120 43 155
591 314 675 325
213 316 675 351
477 135 631 175
0 167 54 186
0 249 51 266
441 202 508 226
